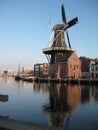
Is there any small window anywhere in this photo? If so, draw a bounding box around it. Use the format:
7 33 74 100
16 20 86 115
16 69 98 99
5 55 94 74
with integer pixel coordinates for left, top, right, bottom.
70 65 72 68
73 65 75 70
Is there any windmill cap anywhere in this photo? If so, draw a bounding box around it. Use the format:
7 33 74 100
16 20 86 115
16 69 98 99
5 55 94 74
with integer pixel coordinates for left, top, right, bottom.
53 24 67 31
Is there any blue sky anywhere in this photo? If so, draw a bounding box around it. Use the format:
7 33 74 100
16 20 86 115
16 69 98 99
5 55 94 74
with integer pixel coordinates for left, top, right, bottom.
0 0 98 72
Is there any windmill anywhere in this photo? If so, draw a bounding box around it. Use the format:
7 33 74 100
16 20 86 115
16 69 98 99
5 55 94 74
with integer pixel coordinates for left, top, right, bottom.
43 4 80 79
43 4 78 63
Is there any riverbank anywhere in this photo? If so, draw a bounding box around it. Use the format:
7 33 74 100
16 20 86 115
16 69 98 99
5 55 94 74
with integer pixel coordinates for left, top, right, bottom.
0 116 66 130
15 75 98 85
35 77 98 85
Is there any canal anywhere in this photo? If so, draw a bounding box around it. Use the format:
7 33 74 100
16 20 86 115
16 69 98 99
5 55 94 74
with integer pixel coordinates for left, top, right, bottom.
0 77 98 130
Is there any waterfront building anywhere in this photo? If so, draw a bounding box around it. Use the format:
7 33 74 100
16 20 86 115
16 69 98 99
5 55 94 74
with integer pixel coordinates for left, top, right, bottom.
94 59 98 78
80 57 98 78
43 48 81 79
34 63 49 78
43 5 81 79
3 69 14 77
22 67 33 74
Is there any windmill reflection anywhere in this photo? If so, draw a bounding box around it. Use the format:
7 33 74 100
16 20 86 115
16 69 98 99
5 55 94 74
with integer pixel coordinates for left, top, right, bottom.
43 84 81 127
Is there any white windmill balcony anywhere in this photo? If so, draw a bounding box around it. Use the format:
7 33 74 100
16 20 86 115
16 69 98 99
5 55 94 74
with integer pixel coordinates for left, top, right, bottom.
42 47 75 54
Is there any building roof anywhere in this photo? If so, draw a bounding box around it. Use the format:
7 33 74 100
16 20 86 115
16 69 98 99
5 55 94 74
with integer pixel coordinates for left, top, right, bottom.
80 56 98 62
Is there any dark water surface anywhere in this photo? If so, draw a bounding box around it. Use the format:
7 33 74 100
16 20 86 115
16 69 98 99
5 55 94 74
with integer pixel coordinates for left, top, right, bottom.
0 77 98 130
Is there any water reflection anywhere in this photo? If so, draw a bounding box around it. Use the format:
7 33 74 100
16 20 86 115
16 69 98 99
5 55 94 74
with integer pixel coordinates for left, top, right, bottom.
0 77 98 130
33 83 49 93
2 77 13 85
43 84 81 127
81 85 98 103
43 83 98 128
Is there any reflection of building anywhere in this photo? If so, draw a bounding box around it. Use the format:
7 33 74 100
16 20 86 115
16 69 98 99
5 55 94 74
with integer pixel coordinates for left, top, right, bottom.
43 84 81 127
34 63 49 77
3 77 13 85
67 85 81 112
31 82 98 128
22 81 33 88
90 85 98 102
81 85 98 103
43 84 70 127
33 83 49 93
81 86 89 103
80 57 98 78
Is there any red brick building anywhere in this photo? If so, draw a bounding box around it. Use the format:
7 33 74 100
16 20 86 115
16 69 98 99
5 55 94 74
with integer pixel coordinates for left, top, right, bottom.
68 52 81 79
49 51 81 79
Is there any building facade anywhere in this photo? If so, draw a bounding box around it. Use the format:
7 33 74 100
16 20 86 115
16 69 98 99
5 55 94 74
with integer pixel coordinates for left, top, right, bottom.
80 57 98 78
22 67 33 74
49 51 81 79
34 63 49 78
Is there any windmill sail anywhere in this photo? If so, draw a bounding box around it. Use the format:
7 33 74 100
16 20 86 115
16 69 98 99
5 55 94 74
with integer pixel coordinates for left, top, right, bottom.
61 4 72 48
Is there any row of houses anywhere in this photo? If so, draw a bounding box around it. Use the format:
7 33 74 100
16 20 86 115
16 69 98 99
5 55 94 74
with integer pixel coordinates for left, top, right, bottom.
34 56 98 79
80 57 98 78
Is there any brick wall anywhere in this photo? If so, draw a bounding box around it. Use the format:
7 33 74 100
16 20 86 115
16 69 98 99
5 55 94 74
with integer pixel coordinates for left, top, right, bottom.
49 52 81 79
68 52 81 79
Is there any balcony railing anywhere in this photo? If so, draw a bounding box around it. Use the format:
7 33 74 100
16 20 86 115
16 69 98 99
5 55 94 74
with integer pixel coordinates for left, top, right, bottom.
43 47 75 53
